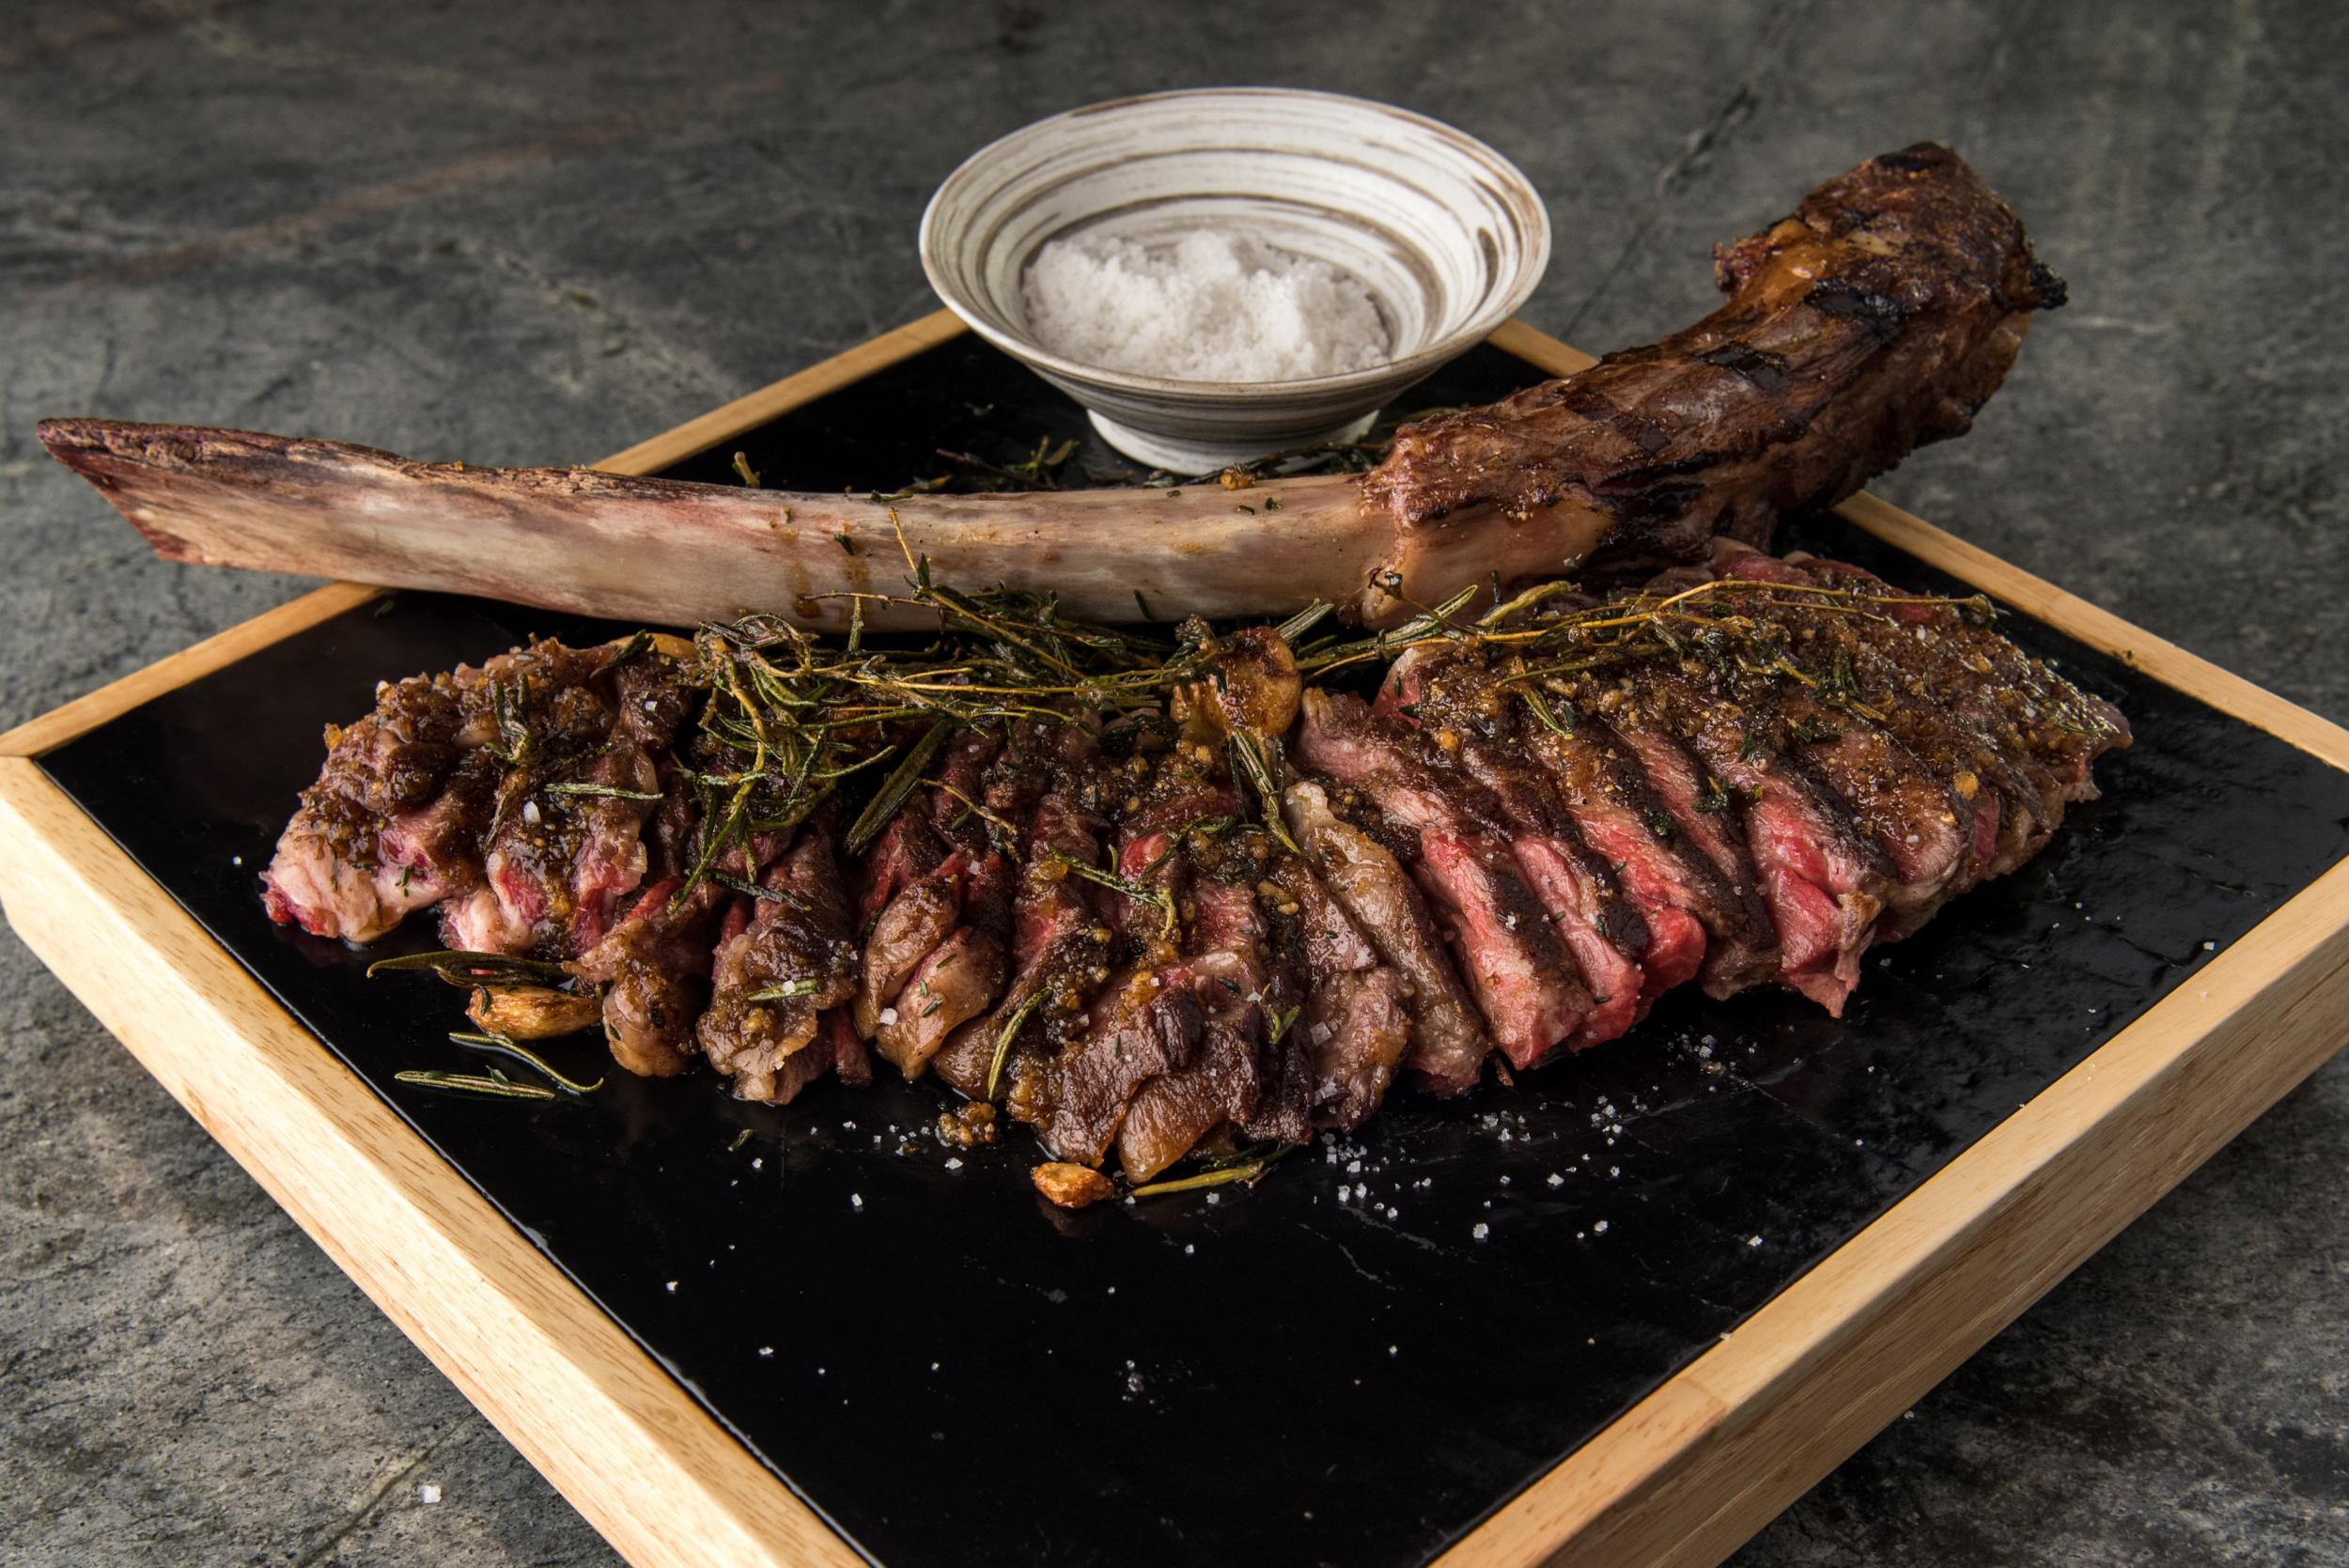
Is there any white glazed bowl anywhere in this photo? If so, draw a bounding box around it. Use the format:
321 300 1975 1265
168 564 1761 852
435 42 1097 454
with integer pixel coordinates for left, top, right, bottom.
920 88 1551 474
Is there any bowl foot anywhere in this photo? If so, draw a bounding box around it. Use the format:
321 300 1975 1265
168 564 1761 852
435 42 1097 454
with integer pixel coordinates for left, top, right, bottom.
1085 409 1379 476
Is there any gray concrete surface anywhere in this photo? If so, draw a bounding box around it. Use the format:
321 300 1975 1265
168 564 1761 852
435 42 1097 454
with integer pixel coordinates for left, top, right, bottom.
4 1 2343 1562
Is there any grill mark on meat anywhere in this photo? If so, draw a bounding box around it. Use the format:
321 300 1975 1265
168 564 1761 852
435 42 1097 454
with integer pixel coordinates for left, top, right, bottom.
1720 540 2125 878
1383 644 1747 1008
1360 144 2067 598
1377 649 1655 1047
1597 666 1891 1015
1296 690 1590 1068
1597 722 1782 996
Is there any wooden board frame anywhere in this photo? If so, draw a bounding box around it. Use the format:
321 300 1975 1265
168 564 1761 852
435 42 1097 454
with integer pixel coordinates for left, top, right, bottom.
4 311 2346 1568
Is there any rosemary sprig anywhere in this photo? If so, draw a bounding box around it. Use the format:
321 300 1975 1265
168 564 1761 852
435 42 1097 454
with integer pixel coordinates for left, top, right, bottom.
744 979 821 1001
845 719 951 856
394 1069 559 1102
1130 1141 1299 1197
542 782 665 801
590 629 651 677
1050 853 1177 939
985 991 1043 1102
446 1030 605 1094
366 949 573 986
1226 730 1299 854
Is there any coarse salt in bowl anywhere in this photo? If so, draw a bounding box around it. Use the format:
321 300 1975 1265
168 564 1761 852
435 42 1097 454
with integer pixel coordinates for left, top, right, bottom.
921 88 1552 474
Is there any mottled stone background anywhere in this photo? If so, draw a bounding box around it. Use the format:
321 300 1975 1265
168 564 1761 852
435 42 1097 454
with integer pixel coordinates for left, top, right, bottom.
4 2 2342 1563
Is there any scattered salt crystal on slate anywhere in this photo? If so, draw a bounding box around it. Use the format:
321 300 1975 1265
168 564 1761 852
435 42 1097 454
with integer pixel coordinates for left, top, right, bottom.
419 1483 442 1505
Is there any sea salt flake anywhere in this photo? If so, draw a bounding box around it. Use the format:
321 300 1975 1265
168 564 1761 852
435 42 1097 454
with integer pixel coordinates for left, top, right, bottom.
418 1483 442 1505
1019 229 1381 382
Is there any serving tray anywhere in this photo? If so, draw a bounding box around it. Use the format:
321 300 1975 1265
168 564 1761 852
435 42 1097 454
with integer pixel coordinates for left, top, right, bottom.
5 314 2347 1568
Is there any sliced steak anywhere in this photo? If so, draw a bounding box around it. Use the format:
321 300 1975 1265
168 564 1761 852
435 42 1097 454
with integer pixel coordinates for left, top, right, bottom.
1283 781 1490 1094
698 829 861 1100
1377 647 1655 1045
932 768 1116 1101
1295 690 1589 1067
569 875 727 1077
1262 857 1410 1130
1024 959 1205 1169
1592 664 1892 1015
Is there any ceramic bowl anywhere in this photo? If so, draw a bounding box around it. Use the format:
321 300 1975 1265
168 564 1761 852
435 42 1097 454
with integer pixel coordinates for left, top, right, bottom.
920 87 1551 474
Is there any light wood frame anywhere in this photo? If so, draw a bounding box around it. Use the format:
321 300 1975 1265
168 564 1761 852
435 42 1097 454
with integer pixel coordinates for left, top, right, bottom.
3 312 2344 1568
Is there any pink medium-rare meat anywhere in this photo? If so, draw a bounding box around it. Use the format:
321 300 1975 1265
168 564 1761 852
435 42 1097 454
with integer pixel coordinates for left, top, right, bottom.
1294 690 1590 1067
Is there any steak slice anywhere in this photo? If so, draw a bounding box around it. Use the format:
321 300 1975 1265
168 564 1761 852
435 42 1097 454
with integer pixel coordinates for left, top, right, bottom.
1283 781 1490 1094
1595 664 1892 1014
932 774 1115 1101
1025 959 1205 1169
870 721 1057 1077
698 828 861 1100
1377 647 1656 1045
1262 857 1410 1130
1295 690 1590 1067
762 1006 873 1105
568 874 727 1077
873 849 1012 1076
851 724 1004 1042
1114 878 1272 1183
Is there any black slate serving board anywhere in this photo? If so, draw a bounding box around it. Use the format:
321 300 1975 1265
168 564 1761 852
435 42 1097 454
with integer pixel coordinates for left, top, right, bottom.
39 338 2349 1567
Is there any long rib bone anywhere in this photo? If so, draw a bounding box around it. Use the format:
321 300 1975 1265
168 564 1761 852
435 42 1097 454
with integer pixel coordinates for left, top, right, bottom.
39 143 2061 630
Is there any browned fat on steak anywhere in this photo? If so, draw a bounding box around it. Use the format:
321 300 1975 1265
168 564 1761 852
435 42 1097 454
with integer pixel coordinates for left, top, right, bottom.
260 548 2125 1184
